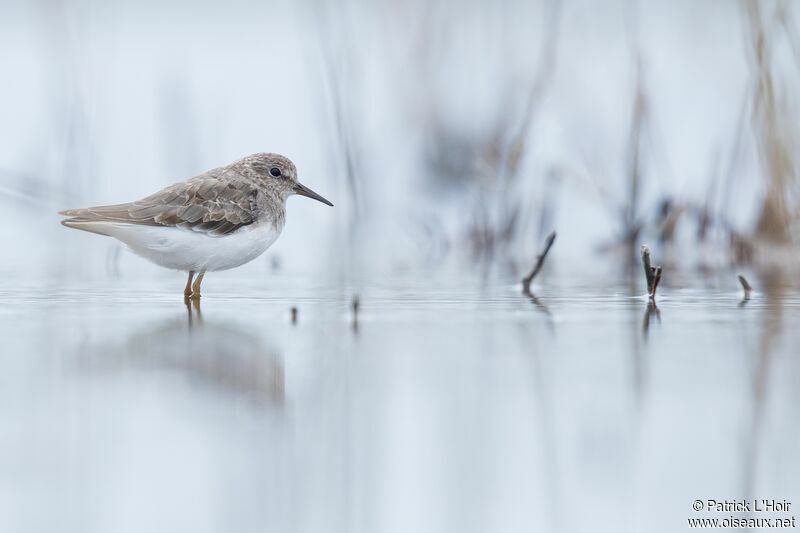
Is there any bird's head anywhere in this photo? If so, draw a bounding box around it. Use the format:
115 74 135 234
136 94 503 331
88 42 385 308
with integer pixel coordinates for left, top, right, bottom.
246 153 333 206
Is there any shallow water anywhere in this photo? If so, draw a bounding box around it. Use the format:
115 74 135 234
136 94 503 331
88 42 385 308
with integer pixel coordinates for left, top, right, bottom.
1 269 799 533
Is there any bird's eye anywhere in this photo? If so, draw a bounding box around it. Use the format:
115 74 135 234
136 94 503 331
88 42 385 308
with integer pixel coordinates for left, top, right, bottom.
270 167 282 178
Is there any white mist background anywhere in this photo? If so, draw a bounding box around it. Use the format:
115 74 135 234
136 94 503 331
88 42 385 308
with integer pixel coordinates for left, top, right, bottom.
1 0 788 283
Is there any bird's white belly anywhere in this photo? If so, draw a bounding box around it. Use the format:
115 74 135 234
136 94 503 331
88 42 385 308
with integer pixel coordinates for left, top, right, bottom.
104 219 283 272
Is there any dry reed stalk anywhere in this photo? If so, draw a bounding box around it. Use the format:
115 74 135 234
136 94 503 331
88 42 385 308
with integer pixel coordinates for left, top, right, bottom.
744 2 797 243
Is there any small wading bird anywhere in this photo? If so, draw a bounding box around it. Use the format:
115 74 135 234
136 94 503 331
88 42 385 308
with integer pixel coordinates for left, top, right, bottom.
60 153 333 299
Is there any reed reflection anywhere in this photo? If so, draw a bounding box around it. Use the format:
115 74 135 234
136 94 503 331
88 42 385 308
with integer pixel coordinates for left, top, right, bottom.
642 301 660 337
742 271 784 499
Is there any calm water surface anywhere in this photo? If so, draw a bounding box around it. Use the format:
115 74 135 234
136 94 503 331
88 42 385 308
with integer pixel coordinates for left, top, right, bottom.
1 271 799 532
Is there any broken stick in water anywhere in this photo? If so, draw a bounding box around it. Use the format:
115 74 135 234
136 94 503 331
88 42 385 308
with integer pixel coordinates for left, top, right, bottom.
640 245 662 301
738 275 752 300
522 231 556 294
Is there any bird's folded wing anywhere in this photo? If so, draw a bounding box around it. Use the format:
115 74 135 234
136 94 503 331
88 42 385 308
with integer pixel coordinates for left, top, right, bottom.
60 174 261 236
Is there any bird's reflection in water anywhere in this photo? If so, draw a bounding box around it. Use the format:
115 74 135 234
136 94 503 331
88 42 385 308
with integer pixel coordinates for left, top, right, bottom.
185 296 203 326
75 299 285 406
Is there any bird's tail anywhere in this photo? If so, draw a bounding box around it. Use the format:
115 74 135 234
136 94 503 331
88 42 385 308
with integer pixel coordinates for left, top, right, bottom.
60 206 124 236
59 216 118 236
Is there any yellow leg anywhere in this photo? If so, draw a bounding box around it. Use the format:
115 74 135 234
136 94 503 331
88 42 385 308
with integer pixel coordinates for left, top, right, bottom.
184 271 195 299
190 271 205 300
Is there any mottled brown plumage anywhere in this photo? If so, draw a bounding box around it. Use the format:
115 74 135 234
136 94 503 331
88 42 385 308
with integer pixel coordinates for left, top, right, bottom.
59 153 333 298
60 153 303 236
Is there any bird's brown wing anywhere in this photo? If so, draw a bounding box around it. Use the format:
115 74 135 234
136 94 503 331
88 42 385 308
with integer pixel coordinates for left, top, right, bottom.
60 171 262 236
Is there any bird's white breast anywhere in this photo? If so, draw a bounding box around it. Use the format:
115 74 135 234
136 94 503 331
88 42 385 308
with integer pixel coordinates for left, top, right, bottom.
99 218 284 272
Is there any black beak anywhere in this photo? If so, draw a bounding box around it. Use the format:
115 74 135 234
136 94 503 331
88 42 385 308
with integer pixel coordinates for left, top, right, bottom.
294 182 333 206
